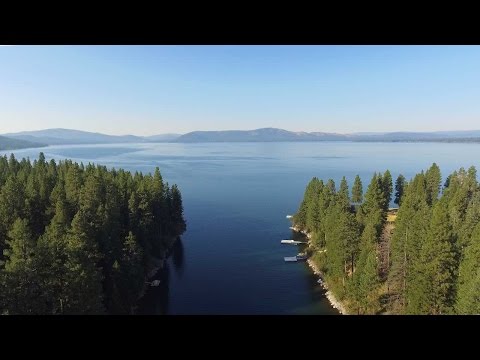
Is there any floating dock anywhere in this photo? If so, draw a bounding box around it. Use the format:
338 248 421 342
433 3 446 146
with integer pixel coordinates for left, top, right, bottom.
284 254 308 262
281 239 307 245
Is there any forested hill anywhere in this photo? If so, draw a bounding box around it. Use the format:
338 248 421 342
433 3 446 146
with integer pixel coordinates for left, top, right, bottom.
294 163 480 314
0 135 46 150
0 153 186 315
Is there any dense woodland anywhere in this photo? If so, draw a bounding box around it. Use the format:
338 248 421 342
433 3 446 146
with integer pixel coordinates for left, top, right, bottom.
294 163 480 314
0 153 186 315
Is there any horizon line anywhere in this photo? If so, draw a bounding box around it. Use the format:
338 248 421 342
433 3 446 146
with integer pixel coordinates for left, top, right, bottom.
3 127 480 138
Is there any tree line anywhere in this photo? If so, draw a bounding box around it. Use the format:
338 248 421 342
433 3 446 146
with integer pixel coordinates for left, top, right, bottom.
0 153 186 314
294 163 480 314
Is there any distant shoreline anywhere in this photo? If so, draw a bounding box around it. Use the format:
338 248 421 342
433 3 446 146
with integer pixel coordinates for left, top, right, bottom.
4 140 480 151
4 127 480 146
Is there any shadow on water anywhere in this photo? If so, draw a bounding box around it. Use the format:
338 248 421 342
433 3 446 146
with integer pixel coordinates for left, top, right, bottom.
137 264 170 315
172 237 185 278
137 237 185 315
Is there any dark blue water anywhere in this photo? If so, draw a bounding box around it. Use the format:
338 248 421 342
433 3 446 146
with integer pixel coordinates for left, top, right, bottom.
4 142 480 314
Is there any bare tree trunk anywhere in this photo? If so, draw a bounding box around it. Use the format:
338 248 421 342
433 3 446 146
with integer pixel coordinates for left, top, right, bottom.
351 253 354 276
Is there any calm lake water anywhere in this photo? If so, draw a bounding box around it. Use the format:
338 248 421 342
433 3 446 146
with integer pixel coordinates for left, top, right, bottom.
3 142 480 314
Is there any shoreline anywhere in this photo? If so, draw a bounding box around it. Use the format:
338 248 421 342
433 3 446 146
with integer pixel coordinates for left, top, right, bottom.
291 225 348 315
136 255 166 302
136 235 178 304
306 258 348 315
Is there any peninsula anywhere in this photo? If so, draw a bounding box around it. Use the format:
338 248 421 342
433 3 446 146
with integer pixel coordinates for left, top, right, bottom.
292 164 480 314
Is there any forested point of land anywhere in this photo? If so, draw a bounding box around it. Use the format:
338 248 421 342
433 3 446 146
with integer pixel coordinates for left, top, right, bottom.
0 153 186 315
294 163 480 314
0 135 46 150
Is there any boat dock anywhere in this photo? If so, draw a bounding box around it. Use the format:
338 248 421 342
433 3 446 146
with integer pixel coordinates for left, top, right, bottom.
281 239 307 245
283 215 308 262
284 253 309 262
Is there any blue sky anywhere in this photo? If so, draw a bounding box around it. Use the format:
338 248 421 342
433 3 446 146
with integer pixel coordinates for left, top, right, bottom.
1 45 480 135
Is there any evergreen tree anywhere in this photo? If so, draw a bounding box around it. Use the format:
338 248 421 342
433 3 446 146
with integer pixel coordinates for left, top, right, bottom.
388 173 430 313
293 177 320 230
0 176 26 255
1 218 49 314
326 179 336 194
62 211 105 314
408 198 456 314
444 168 471 235
112 232 144 314
3 218 35 272
358 173 385 228
306 191 321 234
456 223 480 314
339 177 349 200
394 174 406 206
381 170 393 210
457 191 480 249
358 246 380 314
36 197 70 314
349 220 379 314
294 163 479 315
352 175 363 204
425 163 441 206
324 202 358 296
170 184 187 236
0 153 186 315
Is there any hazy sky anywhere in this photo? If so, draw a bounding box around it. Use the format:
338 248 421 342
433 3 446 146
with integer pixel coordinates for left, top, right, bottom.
1 45 480 136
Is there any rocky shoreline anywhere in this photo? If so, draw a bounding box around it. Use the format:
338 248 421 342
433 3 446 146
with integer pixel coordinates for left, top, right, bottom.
291 224 348 315
306 258 348 315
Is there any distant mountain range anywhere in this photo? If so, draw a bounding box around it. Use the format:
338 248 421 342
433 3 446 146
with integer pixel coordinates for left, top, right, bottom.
175 128 480 143
2 128 480 148
2 129 181 146
175 128 348 142
0 135 46 150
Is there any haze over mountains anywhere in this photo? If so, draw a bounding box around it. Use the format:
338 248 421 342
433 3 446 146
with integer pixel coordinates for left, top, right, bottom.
2 129 180 145
2 128 480 148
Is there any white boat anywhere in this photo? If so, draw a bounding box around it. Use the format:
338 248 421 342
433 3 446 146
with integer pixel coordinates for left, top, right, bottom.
286 215 293 219
296 253 308 261
284 256 297 262
146 279 161 287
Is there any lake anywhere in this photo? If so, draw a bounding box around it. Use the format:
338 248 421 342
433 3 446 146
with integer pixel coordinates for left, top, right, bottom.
3 142 480 314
